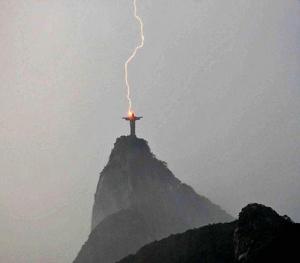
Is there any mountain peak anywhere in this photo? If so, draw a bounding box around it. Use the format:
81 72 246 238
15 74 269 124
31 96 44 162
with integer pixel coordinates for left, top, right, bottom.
75 136 233 263
108 136 155 165
92 136 182 230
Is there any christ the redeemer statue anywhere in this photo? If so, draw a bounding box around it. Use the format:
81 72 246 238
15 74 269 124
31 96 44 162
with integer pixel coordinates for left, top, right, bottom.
123 112 143 137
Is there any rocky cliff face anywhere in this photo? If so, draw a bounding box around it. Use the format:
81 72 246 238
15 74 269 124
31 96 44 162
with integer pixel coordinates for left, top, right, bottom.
74 136 233 263
118 203 299 263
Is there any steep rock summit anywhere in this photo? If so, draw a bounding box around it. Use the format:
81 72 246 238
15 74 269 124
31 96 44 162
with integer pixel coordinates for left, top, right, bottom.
92 136 232 231
74 136 232 263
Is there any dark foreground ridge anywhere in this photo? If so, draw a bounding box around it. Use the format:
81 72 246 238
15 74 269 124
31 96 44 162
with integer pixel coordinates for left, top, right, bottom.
74 136 233 263
118 203 299 263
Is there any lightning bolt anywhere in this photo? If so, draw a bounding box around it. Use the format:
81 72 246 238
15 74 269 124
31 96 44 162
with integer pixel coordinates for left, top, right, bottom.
125 0 145 114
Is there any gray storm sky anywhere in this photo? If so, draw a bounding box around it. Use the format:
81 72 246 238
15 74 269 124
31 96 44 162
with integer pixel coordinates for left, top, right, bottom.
0 0 299 262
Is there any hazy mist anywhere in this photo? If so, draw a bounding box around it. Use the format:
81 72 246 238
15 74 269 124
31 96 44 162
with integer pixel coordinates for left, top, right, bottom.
0 0 299 262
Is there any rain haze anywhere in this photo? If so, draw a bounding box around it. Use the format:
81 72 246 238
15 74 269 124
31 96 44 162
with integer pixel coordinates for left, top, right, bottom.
0 0 299 262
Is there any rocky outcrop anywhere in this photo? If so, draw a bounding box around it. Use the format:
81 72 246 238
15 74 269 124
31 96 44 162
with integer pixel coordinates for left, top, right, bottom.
74 136 233 263
234 203 296 263
118 203 300 263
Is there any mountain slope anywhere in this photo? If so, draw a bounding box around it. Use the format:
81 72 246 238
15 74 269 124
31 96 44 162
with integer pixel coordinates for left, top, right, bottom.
119 222 237 263
74 136 232 263
118 204 299 263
